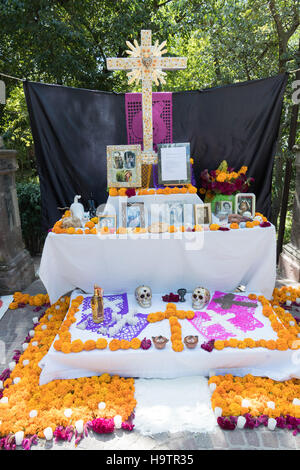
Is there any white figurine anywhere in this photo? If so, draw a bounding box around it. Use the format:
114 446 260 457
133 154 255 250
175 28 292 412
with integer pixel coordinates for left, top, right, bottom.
70 195 84 221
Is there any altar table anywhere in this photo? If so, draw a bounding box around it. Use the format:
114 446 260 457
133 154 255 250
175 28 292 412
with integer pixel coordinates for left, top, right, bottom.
39 223 276 304
39 290 300 385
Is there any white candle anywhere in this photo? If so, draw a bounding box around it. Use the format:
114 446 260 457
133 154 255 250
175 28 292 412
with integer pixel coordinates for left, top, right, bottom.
29 330 35 338
293 398 300 406
41 325 47 330
296 298 300 305
32 341 38 347
75 419 84 434
242 399 251 408
48 314 53 320
0 397 8 404
32 317 39 324
13 377 21 385
23 360 29 366
290 321 295 326
9 361 16 371
214 407 222 418
43 427 53 440
22 343 28 351
29 410 38 418
98 402 106 410
0 380 3 390
267 401 275 409
209 383 217 393
237 416 246 429
268 418 277 431
15 431 24 446
64 408 72 418
286 300 292 306
113 415 122 429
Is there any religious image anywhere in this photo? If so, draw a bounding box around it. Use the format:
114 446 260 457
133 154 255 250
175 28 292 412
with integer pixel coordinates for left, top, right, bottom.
107 145 142 187
167 201 184 227
235 193 256 218
122 202 145 229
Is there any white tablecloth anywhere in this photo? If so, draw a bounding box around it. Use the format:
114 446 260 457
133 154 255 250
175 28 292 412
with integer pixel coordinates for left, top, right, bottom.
39 290 300 385
39 224 276 304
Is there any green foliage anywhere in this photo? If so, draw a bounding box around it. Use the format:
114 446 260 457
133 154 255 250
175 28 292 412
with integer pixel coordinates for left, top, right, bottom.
16 181 46 255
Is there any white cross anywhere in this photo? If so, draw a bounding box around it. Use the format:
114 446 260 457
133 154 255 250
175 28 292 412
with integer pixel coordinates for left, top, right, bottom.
107 30 187 164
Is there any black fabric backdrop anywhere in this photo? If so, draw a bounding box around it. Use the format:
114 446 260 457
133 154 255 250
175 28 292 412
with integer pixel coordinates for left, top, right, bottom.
23 74 287 230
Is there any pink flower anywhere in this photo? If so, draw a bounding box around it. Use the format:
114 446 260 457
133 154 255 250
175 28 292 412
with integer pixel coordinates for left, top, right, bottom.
87 418 115 434
141 338 152 350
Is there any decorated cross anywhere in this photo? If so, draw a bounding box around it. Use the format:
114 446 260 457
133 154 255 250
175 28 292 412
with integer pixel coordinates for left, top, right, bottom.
212 293 258 310
106 30 187 164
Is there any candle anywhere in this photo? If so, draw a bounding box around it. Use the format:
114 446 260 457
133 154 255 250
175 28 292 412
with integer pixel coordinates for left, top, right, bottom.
242 399 251 408
267 401 275 409
32 317 39 324
32 341 38 347
75 420 84 434
43 427 53 440
237 416 246 429
209 383 217 393
98 402 106 410
48 314 53 320
214 407 222 418
268 418 277 431
41 325 47 330
29 330 35 337
0 397 8 404
9 361 16 371
0 380 3 390
23 360 29 366
13 377 21 385
15 431 24 446
29 410 38 418
64 408 72 418
22 343 28 351
293 398 300 406
113 415 122 429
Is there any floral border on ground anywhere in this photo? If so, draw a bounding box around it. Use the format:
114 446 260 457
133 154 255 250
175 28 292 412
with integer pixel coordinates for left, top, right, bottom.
1 294 135 450
209 374 300 435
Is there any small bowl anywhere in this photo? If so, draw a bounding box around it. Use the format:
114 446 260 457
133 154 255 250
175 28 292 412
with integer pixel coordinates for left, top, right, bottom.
152 336 169 350
184 335 199 349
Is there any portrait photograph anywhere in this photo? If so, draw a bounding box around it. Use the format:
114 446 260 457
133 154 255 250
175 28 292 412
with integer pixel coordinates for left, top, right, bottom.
122 202 145 229
235 193 256 218
107 145 142 188
194 203 212 225
221 200 233 214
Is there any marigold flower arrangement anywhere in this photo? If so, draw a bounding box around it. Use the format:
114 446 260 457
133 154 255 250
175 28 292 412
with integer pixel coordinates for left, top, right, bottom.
200 160 254 199
1 294 136 448
169 317 184 352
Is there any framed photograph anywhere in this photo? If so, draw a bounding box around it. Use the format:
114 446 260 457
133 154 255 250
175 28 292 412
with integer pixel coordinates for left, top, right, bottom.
166 201 184 227
221 200 233 215
157 143 191 186
98 215 116 233
235 193 256 218
194 203 212 225
107 145 142 188
122 202 145 229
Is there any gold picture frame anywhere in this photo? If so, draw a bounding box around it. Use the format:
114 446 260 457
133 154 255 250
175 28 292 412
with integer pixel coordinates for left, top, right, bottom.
107 144 142 188
194 203 212 225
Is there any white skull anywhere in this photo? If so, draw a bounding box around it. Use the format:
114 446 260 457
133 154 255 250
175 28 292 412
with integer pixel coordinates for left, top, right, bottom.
192 287 210 310
135 285 152 308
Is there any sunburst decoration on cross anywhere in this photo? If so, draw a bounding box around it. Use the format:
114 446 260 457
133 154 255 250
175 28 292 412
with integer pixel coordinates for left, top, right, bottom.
107 30 187 164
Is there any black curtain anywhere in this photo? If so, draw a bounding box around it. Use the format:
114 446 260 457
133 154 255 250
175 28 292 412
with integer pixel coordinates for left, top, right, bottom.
24 74 287 230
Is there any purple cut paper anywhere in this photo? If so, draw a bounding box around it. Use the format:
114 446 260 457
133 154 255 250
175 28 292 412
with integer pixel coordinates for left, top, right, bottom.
188 311 235 341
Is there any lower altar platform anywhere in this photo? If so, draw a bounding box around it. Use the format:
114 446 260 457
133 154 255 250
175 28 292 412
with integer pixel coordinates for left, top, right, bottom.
39 289 300 385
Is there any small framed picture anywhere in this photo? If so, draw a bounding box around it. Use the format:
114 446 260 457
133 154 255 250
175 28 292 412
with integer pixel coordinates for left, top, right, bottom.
166 201 185 227
194 203 212 225
235 193 256 218
157 143 191 186
107 145 142 188
122 202 145 229
221 200 233 215
98 215 116 233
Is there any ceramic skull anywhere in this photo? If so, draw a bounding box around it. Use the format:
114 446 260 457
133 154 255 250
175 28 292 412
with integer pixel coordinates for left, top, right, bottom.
135 285 152 308
192 287 210 310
